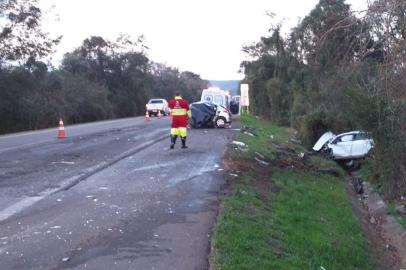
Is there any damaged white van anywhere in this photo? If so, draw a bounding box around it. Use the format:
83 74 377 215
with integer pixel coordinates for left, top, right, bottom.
313 131 374 160
201 87 231 109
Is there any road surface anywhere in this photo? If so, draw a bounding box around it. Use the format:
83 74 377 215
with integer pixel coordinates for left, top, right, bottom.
0 116 237 270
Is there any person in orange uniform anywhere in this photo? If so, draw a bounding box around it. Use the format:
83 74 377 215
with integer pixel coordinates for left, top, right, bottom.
168 92 191 149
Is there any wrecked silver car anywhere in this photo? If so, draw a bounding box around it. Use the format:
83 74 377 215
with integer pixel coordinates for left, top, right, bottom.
189 101 232 128
313 131 374 160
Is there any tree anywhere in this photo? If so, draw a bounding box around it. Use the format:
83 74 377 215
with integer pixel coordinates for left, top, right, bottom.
0 0 61 65
241 0 406 198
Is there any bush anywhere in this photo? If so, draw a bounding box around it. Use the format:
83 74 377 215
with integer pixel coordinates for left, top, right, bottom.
297 112 329 149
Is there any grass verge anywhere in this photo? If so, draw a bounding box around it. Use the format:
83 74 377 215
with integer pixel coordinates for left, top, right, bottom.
212 114 375 270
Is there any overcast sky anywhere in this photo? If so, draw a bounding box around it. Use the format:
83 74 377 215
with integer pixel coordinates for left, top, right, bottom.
40 0 367 80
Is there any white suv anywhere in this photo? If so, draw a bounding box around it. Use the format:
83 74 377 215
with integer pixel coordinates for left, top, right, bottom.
146 99 170 116
314 131 374 160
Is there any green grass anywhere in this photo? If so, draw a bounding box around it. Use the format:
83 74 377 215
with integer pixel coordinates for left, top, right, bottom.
358 160 372 181
388 202 406 230
213 114 375 270
235 114 305 161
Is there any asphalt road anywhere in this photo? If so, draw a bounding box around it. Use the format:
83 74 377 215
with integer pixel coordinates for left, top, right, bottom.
0 117 149 154
0 116 237 270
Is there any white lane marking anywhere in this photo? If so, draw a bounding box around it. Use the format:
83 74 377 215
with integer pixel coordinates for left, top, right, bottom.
0 196 44 222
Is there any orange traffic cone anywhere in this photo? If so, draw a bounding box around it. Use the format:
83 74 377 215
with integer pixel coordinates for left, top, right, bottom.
157 110 162 118
58 118 66 138
145 111 150 121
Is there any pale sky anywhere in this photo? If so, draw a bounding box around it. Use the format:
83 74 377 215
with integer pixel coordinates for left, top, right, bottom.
40 0 367 80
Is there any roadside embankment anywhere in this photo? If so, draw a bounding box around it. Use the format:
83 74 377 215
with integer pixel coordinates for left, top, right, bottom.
211 114 375 270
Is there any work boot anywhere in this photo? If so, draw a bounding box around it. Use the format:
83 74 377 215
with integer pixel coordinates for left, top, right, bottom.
170 135 177 149
181 137 188 149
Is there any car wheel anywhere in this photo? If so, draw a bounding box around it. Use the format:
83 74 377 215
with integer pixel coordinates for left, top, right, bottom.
215 116 226 128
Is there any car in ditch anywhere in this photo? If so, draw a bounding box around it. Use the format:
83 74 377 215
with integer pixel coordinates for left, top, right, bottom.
313 130 374 160
189 101 232 128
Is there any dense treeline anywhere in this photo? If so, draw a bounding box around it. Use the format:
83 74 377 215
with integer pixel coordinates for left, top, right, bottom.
0 1 207 134
242 0 406 198
0 37 207 133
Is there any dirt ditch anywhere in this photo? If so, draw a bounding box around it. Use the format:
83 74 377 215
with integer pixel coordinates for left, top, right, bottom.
348 172 406 270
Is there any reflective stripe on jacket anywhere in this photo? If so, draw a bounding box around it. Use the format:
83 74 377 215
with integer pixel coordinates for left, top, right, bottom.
171 108 187 116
